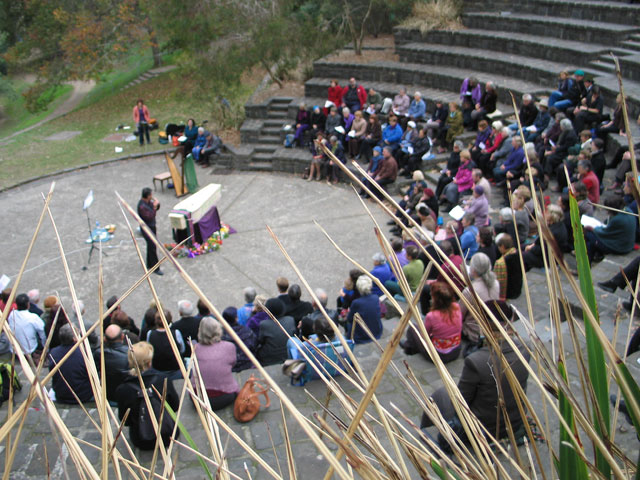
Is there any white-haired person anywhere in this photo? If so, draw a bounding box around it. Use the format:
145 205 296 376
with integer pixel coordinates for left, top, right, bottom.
370 253 392 297
408 91 426 121
459 252 499 344
27 289 42 316
116 341 180 450
192 316 239 410
472 120 505 177
522 204 570 270
346 275 382 344
191 126 208 163
237 287 257 326
508 93 538 133
172 299 201 357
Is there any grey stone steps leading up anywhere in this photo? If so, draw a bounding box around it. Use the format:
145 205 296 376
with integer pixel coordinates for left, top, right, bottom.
254 144 277 154
261 126 282 135
619 54 640 83
264 119 286 127
589 60 617 74
270 97 293 105
309 60 549 105
516 0 640 26
246 161 274 172
396 42 604 87
462 12 640 45
258 134 281 145
622 41 640 53
267 110 288 119
252 153 274 162
394 27 614 66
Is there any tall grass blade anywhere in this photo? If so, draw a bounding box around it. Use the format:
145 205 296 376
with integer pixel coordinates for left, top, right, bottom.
569 191 610 478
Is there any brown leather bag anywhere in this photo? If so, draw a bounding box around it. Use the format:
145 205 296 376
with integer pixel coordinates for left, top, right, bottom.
233 375 271 423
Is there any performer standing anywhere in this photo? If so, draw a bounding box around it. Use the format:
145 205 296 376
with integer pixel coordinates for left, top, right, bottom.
133 99 151 146
137 188 163 276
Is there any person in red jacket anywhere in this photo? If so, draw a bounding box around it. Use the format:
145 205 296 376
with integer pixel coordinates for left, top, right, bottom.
132 99 151 146
325 80 343 115
341 77 367 113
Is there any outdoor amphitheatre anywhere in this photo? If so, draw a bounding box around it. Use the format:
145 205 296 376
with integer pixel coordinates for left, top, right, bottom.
1 0 640 478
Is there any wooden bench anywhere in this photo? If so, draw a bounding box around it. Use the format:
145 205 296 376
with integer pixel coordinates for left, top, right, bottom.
153 171 172 191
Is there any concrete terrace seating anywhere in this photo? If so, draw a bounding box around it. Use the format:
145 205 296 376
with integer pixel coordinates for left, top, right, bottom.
233 0 640 173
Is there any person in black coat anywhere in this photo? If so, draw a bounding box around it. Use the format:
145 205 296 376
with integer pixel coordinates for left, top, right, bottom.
256 298 296 366
48 324 94 404
435 140 463 199
221 306 257 372
172 300 201 357
420 300 530 445
523 205 570 270
284 284 313 324
94 325 130 403
543 119 579 177
115 341 180 450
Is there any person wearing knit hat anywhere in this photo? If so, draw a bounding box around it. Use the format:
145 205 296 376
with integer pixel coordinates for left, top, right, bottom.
40 295 60 326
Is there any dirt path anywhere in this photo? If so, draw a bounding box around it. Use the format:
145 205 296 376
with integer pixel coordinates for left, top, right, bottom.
0 79 95 143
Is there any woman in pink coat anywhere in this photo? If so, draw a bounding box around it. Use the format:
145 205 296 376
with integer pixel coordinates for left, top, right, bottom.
132 99 151 146
440 149 474 210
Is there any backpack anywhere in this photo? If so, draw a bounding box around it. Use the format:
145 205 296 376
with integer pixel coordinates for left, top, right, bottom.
136 385 175 445
283 133 294 148
0 362 21 407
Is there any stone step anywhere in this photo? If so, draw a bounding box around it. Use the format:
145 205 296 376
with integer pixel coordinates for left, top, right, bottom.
619 54 640 83
254 144 277 154
462 12 640 45
621 41 640 52
589 60 617 74
264 119 286 127
517 0 640 27
140 73 154 80
268 110 288 119
310 59 549 105
396 42 602 87
395 27 612 66
631 34 640 42
269 104 289 112
252 153 274 162
261 126 282 135
270 97 294 105
258 134 281 145
246 161 274 171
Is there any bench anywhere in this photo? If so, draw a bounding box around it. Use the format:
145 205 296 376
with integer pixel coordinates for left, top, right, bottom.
153 171 172 191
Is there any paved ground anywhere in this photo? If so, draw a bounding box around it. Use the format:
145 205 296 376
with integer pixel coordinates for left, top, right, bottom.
0 154 639 478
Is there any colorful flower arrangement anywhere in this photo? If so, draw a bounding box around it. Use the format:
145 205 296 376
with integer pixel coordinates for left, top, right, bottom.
164 223 232 258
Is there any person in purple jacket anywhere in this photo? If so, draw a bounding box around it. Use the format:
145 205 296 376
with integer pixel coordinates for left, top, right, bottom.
493 136 525 183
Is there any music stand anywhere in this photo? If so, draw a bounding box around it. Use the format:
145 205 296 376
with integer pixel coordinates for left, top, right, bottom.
82 190 107 270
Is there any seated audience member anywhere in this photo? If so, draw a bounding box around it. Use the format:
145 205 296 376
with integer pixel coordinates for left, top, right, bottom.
402 203 436 245
48 324 93 404
584 195 636 262
221 307 256 372
381 115 403 150
459 213 479 259
285 284 314 323
396 120 419 172
104 295 140 335
464 185 489 227
402 281 462 363
298 289 339 339
408 91 426 121
191 127 208 162
543 119 578 178
477 227 498 266
360 114 382 163
256 298 296 366
237 287 257 326
590 138 606 187
508 94 538 133
309 105 326 140
172 299 201 356
8 293 46 359
575 160 600 204
470 120 492 159
341 77 367 112
390 170 428 226
494 207 527 247
441 149 473 210
139 304 159 346
370 253 393 296
384 246 425 298
470 81 498 127
523 98 551 142
0 288 16 313
247 294 269 336
348 110 367 158
116 342 180 450
193 316 239 410
487 126 514 176
392 88 411 118
459 253 500 343
548 70 580 110
70 300 99 352
146 310 185 379
346 276 382 343
111 311 140 344
45 304 70 350
337 269 363 311
27 289 43 316
473 121 505 176
439 102 463 152
523 205 570 270
359 146 383 197
596 93 625 148
293 103 310 148
276 277 290 304
40 295 59 327
405 127 433 175
308 134 328 182
435 140 463 199
425 100 448 139
364 87 383 113
325 107 341 137
598 255 640 312
370 146 398 199
573 85 604 134
420 300 530 445
472 168 492 200
494 233 523 300
391 238 410 268
460 77 482 127
326 79 343 114
493 136 525 183
326 135 346 184
341 107 355 134
94 324 130 403
199 131 223 166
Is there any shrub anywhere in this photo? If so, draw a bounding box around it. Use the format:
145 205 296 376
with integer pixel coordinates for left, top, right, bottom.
400 0 463 33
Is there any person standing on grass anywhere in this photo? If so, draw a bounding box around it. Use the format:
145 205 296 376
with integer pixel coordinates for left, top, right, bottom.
137 187 163 276
133 99 151 146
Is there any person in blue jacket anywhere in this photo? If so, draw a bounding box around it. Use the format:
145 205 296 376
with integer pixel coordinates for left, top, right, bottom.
459 213 479 259
346 276 382 344
370 253 392 296
408 92 426 121
381 115 403 150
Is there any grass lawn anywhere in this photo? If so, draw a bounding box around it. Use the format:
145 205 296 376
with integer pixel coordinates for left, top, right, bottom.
0 81 74 138
0 66 259 190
